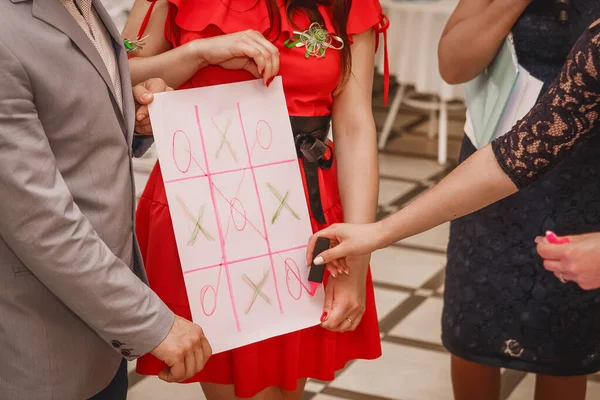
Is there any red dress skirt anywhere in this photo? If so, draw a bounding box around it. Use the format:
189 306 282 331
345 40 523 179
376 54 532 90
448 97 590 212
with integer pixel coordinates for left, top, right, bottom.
135 0 388 397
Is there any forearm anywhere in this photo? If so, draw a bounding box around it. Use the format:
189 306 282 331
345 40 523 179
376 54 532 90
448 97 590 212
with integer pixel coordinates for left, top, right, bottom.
129 41 205 87
439 0 530 83
377 146 516 248
334 124 378 270
335 127 379 226
333 29 379 244
379 23 600 247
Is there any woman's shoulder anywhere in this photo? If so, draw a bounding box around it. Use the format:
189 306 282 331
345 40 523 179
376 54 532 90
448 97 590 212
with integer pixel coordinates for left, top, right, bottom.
346 0 385 37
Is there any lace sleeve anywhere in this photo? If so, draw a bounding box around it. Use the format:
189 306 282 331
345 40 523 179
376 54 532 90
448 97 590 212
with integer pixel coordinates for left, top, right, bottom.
491 26 600 189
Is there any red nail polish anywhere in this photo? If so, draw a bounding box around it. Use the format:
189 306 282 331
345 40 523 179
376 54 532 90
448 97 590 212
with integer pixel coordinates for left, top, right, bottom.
320 312 328 322
266 77 274 87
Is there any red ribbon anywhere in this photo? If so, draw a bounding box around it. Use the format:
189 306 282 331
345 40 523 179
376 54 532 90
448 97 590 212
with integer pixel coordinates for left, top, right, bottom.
374 14 390 106
138 0 158 40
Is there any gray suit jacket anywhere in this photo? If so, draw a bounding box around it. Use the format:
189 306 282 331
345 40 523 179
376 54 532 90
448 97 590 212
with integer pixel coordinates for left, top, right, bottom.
0 1 174 398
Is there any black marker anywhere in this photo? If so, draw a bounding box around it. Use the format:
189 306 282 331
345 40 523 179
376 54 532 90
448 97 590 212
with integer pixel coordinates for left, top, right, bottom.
308 237 330 296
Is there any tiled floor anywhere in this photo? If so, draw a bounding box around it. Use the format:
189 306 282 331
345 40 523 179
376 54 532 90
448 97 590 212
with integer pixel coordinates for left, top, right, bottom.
129 82 600 399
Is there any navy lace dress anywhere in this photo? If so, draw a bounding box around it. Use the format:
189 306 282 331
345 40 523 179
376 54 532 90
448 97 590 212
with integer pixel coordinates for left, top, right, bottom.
444 1 600 375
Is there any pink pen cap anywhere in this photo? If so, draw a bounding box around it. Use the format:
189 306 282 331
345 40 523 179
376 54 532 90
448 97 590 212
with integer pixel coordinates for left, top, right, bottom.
545 231 570 245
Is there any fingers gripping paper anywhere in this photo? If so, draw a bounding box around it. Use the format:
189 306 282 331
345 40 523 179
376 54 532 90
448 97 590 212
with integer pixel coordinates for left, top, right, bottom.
148 78 324 353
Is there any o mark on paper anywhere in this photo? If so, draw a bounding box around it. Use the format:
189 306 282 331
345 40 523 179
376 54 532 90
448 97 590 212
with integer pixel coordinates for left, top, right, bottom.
256 120 273 150
172 130 193 173
229 198 247 232
200 284 218 316
284 258 303 300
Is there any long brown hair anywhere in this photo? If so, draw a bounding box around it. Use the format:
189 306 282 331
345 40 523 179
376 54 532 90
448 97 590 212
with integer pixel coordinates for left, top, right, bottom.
267 0 353 86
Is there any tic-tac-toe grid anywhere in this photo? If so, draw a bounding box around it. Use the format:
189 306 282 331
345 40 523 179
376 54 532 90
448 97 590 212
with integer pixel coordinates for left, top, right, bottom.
157 93 321 353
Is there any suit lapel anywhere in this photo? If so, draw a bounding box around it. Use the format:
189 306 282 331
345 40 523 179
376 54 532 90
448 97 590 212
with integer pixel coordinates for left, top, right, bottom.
31 0 128 139
93 0 133 145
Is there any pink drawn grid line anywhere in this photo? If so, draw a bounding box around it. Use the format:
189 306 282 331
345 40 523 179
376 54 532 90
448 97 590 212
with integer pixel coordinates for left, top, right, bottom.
183 244 308 275
164 158 297 184
237 102 284 314
195 105 241 333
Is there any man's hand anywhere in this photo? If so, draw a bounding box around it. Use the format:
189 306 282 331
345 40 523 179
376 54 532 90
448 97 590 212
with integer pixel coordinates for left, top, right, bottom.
132 78 173 136
150 315 212 383
536 232 600 290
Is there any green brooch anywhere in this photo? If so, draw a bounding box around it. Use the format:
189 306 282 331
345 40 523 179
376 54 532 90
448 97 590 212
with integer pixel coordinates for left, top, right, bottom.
123 35 149 55
284 22 344 59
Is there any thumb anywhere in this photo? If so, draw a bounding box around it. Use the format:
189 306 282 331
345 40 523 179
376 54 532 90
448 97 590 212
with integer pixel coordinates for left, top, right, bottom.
321 282 334 323
306 225 340 266
158 368 175 383
537 240 569 261
133 84 155 105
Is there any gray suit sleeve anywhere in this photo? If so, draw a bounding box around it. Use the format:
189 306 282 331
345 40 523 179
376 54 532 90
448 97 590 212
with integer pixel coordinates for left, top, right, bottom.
132 134 155 158
0 41 174 359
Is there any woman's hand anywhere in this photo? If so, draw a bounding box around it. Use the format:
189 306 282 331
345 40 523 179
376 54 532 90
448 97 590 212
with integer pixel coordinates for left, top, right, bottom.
320 255 369 332
193 30 280 85
306 222 384 269
537 232 600 290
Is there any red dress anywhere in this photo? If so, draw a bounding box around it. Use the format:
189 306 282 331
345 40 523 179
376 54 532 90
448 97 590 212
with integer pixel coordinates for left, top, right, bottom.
135 1 388 397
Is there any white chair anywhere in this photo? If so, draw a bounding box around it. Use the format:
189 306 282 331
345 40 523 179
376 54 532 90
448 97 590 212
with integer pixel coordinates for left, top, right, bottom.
376 0 464 165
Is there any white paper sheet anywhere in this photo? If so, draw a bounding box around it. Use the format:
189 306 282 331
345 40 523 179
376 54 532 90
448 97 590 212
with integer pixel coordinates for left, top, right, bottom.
148 77 324 353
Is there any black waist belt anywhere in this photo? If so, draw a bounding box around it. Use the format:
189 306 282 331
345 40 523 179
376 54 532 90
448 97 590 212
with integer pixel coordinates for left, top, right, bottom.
290 116 332 224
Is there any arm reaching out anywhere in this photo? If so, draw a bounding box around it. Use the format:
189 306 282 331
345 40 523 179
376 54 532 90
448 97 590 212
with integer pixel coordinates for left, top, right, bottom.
308 22 600 266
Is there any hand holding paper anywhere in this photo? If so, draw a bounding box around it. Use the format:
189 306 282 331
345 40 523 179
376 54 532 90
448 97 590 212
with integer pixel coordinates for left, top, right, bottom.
151 316 212 382
133 77 173 135
194 30 280 85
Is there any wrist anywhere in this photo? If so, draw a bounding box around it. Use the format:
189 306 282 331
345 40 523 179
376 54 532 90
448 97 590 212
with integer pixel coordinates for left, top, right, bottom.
376 218 396 249
347 253 371 265
346 254 370 277
187 40 209 70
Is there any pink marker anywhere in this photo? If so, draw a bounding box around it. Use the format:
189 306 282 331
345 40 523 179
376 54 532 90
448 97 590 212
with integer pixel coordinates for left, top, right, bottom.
545 231 570 245
308 237 331 296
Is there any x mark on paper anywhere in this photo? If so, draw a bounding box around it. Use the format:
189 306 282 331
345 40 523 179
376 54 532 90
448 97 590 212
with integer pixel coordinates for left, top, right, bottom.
213 118 238 162
176 196 214 245
267 183 300 224
243 269 272 313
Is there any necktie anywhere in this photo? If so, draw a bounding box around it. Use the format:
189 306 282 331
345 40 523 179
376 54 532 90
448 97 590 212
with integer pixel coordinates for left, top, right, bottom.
61 0 123 111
